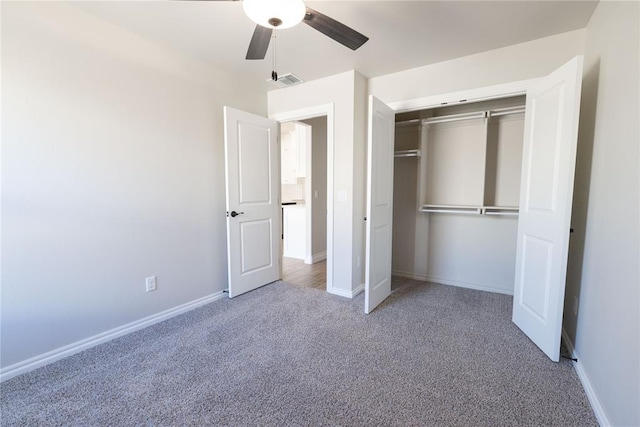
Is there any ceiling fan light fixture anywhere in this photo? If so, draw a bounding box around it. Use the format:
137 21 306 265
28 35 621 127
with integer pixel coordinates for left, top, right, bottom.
242 0 306 29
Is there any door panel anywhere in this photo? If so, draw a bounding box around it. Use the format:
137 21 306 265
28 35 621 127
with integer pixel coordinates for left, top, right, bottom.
240 219 273 273
365 96 395 314
238 125 272 204
512 56 583 361
224 107 280 298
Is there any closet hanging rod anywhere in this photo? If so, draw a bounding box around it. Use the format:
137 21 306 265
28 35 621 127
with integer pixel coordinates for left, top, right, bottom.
395 118 421 126
490 107 526 118
421 111 485 125
394 149 421 158
404 105 527 126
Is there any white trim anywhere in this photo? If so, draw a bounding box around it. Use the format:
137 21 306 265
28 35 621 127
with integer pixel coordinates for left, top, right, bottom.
391 270 430 282
391 270 514 295
327 283 364 299
305 250 327 265
386 78 541 113
572 360 611 426
327 287 352 298
561 327 576 358
302 122 313 267
425 275 513 295
561 328 611 426
352 283 365 297
270 103 334 295
0 292 225 382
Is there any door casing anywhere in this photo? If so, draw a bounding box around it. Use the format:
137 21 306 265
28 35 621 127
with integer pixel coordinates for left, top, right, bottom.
270 104 336 294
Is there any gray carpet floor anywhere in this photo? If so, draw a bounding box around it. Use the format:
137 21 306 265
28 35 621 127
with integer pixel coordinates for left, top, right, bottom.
1 278 596 426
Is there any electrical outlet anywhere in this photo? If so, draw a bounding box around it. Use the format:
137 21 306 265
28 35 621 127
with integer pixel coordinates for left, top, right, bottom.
573 296 579 315
146 276 157 292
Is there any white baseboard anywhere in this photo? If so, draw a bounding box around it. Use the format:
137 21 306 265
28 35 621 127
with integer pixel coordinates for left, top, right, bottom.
353 283 364 297
0 291 225 382
561 327 576 358
328 283 363 299
391 270 430 282
562 328 611 427
391 270 514 296
304 251 327 265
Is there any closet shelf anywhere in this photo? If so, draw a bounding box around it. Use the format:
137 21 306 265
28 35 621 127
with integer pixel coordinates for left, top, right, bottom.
422 111 485 125
394 149 421 158
483 206 519 216
489 107 525 118
420 204 482 214
419 205 520 216
396 119 421 127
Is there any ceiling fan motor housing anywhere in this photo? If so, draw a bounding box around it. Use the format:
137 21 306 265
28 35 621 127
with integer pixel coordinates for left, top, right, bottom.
243 0 306 29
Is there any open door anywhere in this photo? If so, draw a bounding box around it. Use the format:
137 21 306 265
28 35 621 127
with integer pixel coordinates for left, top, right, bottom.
512 56 583 361
224 107 280 298
365 96 395 313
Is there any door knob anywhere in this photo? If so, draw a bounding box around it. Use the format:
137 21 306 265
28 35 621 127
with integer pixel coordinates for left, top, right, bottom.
230 210 244 218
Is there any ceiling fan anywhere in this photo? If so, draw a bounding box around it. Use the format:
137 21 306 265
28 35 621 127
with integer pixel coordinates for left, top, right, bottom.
205 0 369 60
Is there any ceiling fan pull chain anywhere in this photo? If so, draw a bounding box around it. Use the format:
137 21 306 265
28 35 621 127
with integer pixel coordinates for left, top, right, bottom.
272 31 278 81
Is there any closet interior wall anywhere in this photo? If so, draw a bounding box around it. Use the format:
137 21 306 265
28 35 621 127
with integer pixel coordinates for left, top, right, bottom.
391 96 526 295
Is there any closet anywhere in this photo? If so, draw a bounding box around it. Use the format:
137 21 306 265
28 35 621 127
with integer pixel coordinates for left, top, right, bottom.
366 56 583 361
391 96 526 295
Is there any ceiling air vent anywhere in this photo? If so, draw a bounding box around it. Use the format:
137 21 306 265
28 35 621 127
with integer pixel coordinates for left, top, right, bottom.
268 73 304 88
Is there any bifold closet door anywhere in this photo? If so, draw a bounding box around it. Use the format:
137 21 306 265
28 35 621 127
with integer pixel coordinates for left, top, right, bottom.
512 56 583 361
365 96 395 314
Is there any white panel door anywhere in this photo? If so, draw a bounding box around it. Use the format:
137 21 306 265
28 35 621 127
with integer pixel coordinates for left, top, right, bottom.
224 107 280 298
365 96 395 314
512 56 583 361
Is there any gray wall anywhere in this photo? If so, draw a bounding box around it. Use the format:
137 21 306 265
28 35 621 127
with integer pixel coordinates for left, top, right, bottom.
301 117 328 258
3 4 638 424
564 2 640 425
1 2 266 369
269 71 363 295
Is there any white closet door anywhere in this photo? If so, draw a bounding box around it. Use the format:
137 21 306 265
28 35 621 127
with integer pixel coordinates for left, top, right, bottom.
365 96 395 314
224 107 280 298
512 56 583 361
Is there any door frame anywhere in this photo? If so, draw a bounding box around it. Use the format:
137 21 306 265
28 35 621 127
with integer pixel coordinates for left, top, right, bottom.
270 104 335 293
387 78 540 113
373 77 540 295
373 74 576 357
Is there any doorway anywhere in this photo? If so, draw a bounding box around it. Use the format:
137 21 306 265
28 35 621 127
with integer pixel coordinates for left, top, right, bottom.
280 116 328 290
364 56 583 362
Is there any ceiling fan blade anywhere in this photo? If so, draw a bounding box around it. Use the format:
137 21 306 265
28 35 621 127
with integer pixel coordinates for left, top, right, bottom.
246 25 272 60
302 7 368 51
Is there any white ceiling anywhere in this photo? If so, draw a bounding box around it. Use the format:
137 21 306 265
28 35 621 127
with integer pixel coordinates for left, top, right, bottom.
74 1 598 91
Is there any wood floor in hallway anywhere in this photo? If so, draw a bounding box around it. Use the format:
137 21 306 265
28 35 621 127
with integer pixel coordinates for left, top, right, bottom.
281 257 326 291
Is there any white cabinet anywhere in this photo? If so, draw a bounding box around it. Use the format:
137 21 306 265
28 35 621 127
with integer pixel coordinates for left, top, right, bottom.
283 204 306 259
296 130 306 177
281 131 298 184
280 123 309 184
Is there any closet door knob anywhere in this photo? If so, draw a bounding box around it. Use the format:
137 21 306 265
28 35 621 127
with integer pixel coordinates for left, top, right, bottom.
230 211 244 218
